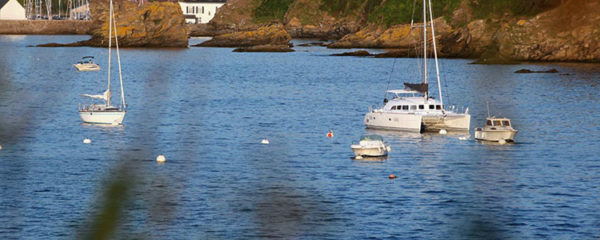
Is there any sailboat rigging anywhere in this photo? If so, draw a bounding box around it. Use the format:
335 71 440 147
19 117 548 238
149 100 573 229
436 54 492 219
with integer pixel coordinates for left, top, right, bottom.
363 0 470 132
78 0 127 125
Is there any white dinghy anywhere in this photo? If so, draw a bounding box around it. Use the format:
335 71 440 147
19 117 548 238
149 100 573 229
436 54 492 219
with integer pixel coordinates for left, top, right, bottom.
73 56 101 71
351 135 391 158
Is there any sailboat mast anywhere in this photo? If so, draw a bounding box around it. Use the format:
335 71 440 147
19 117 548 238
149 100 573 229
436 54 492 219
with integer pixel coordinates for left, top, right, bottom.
106 0 113 107
422 0 428 100
428 0 443 108
112 9 126 109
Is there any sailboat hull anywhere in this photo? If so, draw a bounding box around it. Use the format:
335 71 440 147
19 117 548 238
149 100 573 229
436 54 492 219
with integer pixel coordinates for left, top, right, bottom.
79 111 126 124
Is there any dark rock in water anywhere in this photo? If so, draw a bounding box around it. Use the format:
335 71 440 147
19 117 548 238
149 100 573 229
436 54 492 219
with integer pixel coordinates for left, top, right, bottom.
331 50 371 57
373 49 412 58
37 42 85 47
233 44 294 52
515 68 559 73
195 24 291 47
297 42 327 47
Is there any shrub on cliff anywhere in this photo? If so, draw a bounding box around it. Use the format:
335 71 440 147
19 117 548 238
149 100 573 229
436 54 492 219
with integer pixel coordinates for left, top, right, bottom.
254 0 295 22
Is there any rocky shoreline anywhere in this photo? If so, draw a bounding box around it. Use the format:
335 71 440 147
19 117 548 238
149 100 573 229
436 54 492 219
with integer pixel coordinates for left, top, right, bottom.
198 0 600 62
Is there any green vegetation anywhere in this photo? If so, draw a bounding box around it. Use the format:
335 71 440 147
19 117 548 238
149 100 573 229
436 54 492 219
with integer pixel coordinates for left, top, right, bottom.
319 0 382 17
470 0 562 19
319 0 461 27
254 0 295 23
368 0 461 26
318 0 562 27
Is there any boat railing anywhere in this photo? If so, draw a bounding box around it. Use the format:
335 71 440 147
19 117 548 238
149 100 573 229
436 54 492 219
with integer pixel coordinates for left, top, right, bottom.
79 103 126 112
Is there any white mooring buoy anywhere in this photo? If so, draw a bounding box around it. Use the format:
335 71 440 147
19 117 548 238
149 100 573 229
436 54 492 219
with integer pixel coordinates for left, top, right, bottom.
439 129 448 135
261 139 270 144
0 144 3 150
156 155 166 163
83 138 92 144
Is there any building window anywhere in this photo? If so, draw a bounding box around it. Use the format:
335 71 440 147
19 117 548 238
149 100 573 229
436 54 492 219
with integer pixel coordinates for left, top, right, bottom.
196 6 199 14
202 6 205 14
186 6 189 13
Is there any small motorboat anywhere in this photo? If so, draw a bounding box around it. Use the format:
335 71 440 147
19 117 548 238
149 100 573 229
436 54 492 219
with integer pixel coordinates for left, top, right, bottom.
351 135 391 158
474 117 518 143
74 56 101 71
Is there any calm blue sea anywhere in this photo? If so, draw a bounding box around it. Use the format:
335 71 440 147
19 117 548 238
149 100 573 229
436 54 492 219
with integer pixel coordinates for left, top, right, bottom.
0 35 599 239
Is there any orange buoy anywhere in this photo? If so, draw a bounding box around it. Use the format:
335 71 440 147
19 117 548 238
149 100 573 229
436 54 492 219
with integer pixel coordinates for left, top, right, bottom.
389 174 397 179
327 130 334 138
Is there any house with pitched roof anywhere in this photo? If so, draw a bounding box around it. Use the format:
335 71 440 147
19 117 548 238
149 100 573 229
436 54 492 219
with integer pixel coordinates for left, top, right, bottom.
0 0 26 20
178 0 225 24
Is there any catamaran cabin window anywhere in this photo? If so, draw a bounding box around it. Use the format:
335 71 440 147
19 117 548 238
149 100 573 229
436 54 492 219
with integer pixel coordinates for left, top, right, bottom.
487 120 492 126
493 120 502 126
402 105 409 110
419 105 424 109
429 105 434 109
502 120 510 126
391 106 397 110
410 105 417 110
436 105 441 110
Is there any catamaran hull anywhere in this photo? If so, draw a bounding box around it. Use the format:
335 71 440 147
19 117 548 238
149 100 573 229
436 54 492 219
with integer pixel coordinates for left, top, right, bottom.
475 130 517 142
79 111 125 124
364 112 423 132
74 64 101 72
422 114 471 132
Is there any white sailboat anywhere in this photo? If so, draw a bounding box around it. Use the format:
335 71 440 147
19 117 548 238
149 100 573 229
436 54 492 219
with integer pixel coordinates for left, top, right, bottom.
364 0 470 133
78 0 126 125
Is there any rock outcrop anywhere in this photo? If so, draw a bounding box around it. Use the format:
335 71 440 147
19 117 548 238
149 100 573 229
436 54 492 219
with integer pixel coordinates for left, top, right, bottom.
86 0 188 47
328 18 453 49
202 0 600 62
39 0 188 47
195 24 291 47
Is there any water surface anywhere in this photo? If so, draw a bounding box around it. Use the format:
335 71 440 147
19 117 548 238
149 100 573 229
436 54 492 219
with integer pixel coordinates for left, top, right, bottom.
0 35 599 239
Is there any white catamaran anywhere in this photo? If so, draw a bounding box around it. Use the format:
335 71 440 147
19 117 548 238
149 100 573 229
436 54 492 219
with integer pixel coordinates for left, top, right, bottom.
364 0 470 133
79 0 126 125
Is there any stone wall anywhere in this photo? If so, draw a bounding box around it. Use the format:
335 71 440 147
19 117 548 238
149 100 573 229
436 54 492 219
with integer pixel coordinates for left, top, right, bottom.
0 20 92 35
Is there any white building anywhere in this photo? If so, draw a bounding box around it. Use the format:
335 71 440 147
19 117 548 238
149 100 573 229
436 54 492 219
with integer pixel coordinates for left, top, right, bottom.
179 0 225 24
0 0 26 20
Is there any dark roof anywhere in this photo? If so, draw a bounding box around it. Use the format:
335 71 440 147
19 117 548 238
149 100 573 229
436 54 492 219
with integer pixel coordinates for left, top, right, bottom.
179 0 226 3
0 0 9 9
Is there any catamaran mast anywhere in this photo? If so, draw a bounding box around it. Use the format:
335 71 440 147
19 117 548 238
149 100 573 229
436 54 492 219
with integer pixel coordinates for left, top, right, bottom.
106 0 113 107
428 0 443 108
